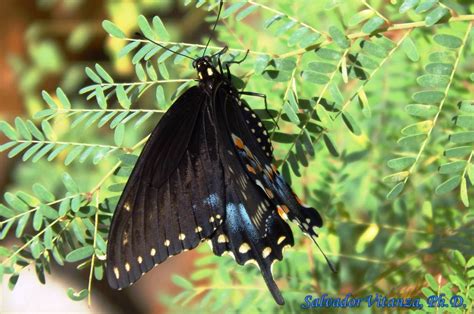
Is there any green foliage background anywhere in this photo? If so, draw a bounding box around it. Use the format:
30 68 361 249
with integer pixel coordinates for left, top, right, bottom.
0 0 473 312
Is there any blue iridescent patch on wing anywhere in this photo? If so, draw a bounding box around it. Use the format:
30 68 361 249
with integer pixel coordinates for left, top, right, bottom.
226 202 259 241
204 193 220 208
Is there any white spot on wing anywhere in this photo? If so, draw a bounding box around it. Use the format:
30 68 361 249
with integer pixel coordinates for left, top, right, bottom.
150 248 156 256
262 247 272 258
164 240 170 247
223 251 236 260
125 263 131 272
244 259 259 267
179 233 186 240
239 243 251 253
217 234 229 243
137 256 143 264
277 236 286 245
113 267 120 279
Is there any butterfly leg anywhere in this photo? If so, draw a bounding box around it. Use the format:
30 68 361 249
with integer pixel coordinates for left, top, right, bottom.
219 49 250 80
227 49 250 65
238 91 278 128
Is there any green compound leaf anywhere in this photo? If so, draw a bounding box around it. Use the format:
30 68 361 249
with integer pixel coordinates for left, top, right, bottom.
425 7 449 26
328 26 349 48
416 74 449 88
0 121 18 140
65 245 94 263
95 64 114 83
425 63 453 75
455 116 474 129
401 37 420 61
449 131 474 144
348 9 374 26
434 34 463 49
460 177 469 207
362 16 385 34
301 71 329 85
341 112 361 135
102 20 125 38
308 62 337 73
412 91 444 104
415 0 437 14
405 104 438 117
236 5 257 21
283 102 300 124
387 157 416 171
138 15 155 40
67 288 89 301
386 181 406 200
15 118 32 140
435 175 461 195
323 134 339 157
56 87 71 109
444 146 472 158
316 48 342 60
114 124 125 147
399 0 419 13
438 161 466 174
152 16 170 40
32 183 55 203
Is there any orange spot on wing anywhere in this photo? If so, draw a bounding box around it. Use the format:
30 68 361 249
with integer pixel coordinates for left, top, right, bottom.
234 137 244 149
265 188 274 199
277 205 289 220
246 164 256 174
271 164 278 173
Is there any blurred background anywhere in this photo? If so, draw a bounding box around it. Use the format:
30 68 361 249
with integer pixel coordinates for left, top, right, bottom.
0 0 472 313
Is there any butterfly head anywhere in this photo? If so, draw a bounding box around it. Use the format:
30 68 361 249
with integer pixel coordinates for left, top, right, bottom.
193 56 218 81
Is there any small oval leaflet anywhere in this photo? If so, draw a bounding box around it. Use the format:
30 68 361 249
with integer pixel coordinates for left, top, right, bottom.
434 34 463 49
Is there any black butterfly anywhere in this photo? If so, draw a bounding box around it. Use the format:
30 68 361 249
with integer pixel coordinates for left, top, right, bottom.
106 3 332 306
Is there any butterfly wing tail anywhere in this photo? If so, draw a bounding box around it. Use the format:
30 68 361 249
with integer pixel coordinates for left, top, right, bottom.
261 264 285 305
209 183 294 305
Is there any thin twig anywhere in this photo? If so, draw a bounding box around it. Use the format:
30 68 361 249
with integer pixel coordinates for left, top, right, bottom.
403 23 473 186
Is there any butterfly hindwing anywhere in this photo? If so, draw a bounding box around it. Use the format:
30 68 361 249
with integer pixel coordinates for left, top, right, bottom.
106 87 225 289
217 88 324 250
210 149 294 305
205 89 294 305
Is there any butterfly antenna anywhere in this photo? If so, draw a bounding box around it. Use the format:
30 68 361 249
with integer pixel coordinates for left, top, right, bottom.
202 0 224 57
135 32 196 61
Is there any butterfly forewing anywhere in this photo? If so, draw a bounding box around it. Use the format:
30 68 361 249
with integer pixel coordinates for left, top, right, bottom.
106 87 225 289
